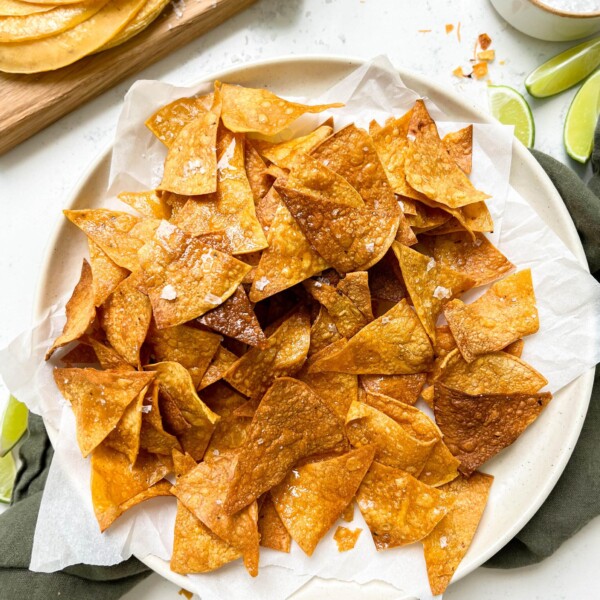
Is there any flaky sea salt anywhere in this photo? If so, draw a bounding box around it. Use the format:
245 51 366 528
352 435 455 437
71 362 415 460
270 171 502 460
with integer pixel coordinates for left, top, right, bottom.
160 284 177 300
255 277 269 291
433 286 452 300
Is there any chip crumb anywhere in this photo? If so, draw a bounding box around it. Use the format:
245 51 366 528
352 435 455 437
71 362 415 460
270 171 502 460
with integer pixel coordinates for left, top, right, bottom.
472 62 488 79
457 21 461 42
478 50 495 62
160 284 177 300
452 66 465 78
333 526 362 552
445 24 454 34
178 589 193 599
418 29 432 33
478 33 492 50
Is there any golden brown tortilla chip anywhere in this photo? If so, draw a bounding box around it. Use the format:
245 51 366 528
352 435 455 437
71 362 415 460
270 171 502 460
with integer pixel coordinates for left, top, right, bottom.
254 186 283 233
224 377 346 514
392 242 474 342
245 140 272 204
356 462 453 549
172 453 260 576
82 336 134 371
271 446 375 555
424 200 494 237
333 526 362 552
504 338 524 357
140 382 182 455
368 251 408 304
309 299 433 375
88 239 129 307
90 443 170 531
308 306 341 356
434 384 552 475
406 200 452 232
104 386 145 463
258 494 291 553
337 272 373 322
405 100 490 209
443 125 473 174
198 345 238 390
224 309 310 399
444 270 539 362
117 190 171 220
54 368 154 457
46 259 96 359
419 440 461 487
423 472 493 595
138 221 251 328
220 83 341 135
360 374 426 406
100 271 152 368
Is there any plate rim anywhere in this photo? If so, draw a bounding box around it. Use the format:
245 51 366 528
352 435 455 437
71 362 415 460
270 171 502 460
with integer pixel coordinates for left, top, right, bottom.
35 54 595 595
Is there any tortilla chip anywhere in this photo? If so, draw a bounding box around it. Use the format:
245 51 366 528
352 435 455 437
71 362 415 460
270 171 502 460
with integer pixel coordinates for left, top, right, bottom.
368 251 408 304
145 361 219 459
334 526 362 552
345 400 437 477
60 342 98 366
444 270 539 362
356 462 453 549
220 83 341 135
245 141 272 203
271 446 375 555
392 242 474 342
419 440 461 487
304 279 368 338
200 285 266 348
249 203 328 302
81 337 133 371
138 221 251 328
438 348 547 395
405 100 490 209
443 125 473 174
46 259 96 359
171 136 268 255
104 386 145 463
434 384 552 475
276 124 401 272
172 453 260 576
254 186 282 234
198 345 238 390
309 299 433 375
423 200 494 237
256 125 333 169
53 368 154 457
224 377 346 514
258 495 291 553
360 374 426 406
117 190 171 220
337 272 373 322
158 101 219 196
100 272 152 368
140 382 181 455
90 443 170 531
308 306 341 356
423 472 493 595
145 95 212 147
147 322 221 387
406 200 452 232
504 338 524 357
224 309 310 399
88 239 129 307
426 231 514 287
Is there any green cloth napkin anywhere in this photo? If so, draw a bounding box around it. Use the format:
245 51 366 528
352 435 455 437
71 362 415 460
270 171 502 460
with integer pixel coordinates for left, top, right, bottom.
0 144 599 597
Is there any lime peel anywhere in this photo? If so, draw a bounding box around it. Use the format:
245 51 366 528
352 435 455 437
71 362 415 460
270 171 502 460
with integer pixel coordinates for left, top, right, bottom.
488 85 535 148
0 451 16 504
0 395 28 458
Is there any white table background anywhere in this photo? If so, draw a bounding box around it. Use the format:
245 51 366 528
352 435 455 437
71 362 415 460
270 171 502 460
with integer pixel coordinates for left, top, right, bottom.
1 0 599 597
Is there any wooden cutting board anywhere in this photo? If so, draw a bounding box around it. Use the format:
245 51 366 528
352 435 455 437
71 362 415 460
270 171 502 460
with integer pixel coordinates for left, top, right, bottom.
0 0 255 155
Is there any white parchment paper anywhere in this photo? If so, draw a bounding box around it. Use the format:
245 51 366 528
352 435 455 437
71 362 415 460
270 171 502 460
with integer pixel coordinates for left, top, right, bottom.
1 56 599 600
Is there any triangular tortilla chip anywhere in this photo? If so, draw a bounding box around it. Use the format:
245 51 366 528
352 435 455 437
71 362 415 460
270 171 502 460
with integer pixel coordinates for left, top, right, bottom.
434 384 552 475
276 124 401 272
171 135 268 255
337 271 374 322
423 472 493 595
443 270 539 362
392 242 474 342
60 342 98 366
360 373 426 406
404 100 490 209
53 368 154 457
271 446 375 555
368 250 408 304
345 400 437 476
88 239 129 307
104 385 146 463
443 125 473 174
200 285 267 348
90 443 170 531
255 186 283 233
504 338 524 357
224 309 310 399
224 377 346 514
406 200 452 232
356 462 454 549
100 271 152 368
419 439 461 487
308 306 341 356
245 140 272 203
172 453 260 576
220 83 341 135
423 199 494 237
249 203 328 302
138 221 251 328
118 190 171 220
258 495 291 553
81 336 134 371
309 299 434 375
46 259 96 359
140 382 181 456
198 345 238 390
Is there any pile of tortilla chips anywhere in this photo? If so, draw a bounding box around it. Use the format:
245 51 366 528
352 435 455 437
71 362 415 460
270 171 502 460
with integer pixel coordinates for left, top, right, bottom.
48 82 551 595
0 0 171 73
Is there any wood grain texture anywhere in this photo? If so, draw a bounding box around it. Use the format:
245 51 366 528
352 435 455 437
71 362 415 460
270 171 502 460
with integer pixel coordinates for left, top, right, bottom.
0 0 255 155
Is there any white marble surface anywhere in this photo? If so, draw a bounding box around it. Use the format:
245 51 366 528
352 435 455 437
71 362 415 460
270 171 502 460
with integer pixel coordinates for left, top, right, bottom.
1 0 599 598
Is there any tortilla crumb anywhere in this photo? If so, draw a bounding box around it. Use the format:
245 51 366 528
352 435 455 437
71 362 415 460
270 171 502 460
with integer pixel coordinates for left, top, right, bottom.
445 24 454 34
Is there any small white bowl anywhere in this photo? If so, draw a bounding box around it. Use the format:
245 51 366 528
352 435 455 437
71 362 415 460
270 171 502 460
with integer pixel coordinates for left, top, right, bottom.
490 0 600 41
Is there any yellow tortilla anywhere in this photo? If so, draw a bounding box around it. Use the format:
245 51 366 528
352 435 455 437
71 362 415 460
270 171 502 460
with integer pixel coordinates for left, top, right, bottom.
0 0 54 17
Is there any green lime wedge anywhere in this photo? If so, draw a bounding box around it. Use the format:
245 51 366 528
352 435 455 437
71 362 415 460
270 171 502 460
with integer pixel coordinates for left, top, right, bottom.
564 70 600 164
0 451 16 504
525 36 600 98
0 396 28 458
488 85 535 148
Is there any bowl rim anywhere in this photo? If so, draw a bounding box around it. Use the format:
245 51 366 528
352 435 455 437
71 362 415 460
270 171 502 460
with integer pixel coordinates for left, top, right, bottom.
527 0 600 19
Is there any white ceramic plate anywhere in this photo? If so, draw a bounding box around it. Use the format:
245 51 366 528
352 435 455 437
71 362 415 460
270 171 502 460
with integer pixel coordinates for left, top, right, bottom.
35 56 594 598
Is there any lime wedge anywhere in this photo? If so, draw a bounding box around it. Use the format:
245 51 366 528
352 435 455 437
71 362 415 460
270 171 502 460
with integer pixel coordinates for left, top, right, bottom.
0 396 28 458
525 36 600 98
564 70 600 164
488 85 535 148
0 451 16 504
